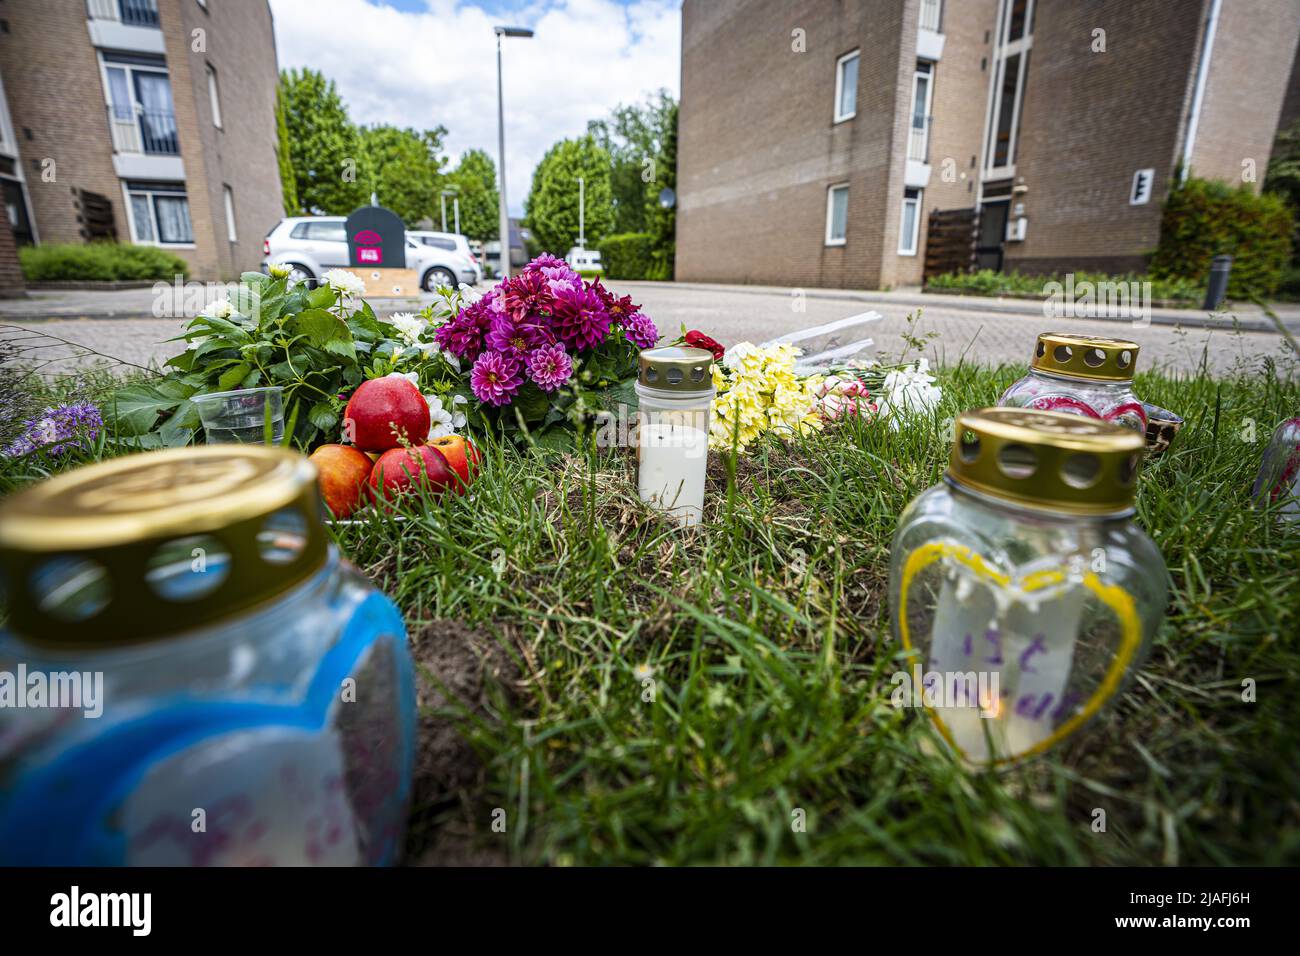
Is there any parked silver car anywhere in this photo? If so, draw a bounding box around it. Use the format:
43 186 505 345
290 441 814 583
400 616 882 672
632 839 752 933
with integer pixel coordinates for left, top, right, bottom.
408 230 483 285
261 216 476 291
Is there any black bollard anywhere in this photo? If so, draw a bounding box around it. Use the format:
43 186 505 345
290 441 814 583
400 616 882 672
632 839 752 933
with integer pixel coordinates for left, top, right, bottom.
1202 254 1232 311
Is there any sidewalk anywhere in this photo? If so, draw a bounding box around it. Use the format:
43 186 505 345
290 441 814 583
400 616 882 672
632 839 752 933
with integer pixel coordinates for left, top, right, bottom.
639 281 1300 335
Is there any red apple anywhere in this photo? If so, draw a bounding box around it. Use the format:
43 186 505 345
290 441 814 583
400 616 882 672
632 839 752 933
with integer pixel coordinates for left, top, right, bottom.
427 435 482 490
344 377 431 452
309 443 374 519
367 445 457 509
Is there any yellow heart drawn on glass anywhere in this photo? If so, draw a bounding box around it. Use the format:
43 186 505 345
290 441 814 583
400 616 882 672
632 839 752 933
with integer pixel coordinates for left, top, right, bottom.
898 540 1141 765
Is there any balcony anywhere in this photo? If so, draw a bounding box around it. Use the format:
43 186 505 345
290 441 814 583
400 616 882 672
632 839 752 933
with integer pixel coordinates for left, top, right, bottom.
917 0 945 60
106 105 185 180
908 115 931 163
86 0 165 54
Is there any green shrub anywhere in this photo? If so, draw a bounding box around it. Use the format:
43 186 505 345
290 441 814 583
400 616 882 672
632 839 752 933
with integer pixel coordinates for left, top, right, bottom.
18 243 190 282
926 269 1202 302
1150 176 1293 298
597 232 653 281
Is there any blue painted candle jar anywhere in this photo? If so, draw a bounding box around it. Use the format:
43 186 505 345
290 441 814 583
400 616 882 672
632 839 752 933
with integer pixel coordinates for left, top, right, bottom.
0 446 415 865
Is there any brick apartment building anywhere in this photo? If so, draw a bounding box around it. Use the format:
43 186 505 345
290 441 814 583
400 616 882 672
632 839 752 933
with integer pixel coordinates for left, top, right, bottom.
0 0 285 281
676 0 1300 290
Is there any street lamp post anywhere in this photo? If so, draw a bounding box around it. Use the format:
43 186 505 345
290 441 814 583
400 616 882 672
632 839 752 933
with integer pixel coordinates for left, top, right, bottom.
495 25 534 279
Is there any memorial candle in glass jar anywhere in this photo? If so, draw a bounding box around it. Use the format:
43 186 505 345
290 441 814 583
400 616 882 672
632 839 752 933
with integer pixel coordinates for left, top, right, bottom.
998 332 1147 433
1251 416 1300 522
635 346 714 527
0 446 416 865
888 408 1167 765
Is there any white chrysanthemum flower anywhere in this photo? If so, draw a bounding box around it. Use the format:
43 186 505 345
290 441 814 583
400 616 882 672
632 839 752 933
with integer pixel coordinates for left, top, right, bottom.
267 263 292 280
457 282 483 306
200 298 235 319
388 311 426 345
424 394 458 439
386 371 420 389
322 269 366 298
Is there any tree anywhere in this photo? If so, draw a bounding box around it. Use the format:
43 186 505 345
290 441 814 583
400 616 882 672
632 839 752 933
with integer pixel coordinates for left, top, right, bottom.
447 148 499 241
361 124 448 226
587 90 677 236
1264 119 1300 264
275 84 299 216
523 136 614 256
644 100 678 280
278 68 368 215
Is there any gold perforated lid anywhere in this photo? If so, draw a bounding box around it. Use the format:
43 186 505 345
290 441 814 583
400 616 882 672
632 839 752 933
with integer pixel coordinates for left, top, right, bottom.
947 408 1146 516
1031 332 1140 382
0 446 327 647
637 346 714 392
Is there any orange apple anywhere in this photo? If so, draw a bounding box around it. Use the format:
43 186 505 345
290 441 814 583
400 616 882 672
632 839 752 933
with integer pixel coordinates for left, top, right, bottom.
367 445 457 509
309 444 374 519
427 435 482 490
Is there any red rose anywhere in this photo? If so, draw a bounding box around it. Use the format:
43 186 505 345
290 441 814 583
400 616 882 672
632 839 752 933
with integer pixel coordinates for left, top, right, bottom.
684 330 725 361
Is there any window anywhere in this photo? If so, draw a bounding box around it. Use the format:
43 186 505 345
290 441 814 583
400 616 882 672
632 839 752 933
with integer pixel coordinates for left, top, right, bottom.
825 183 849 245
899 188 921 255
100 53 178 155
206 64 222 129
126 182 193 245
834 50 859 122
909 61 934 161
422 236 458 251
984 0 1034 176
223 185 237 241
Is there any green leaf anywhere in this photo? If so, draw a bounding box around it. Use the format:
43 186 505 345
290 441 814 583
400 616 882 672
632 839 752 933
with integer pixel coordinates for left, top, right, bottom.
323 338 357 361
291 308 353 351
241 271 270 285
308 401 339 432
107 382 187 435
307 285 338 310
217 362 251 391
513 383 554 423
166 350 195 372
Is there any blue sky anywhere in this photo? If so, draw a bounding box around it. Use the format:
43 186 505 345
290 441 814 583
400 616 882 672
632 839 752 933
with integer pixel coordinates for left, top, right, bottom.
271 0 681 217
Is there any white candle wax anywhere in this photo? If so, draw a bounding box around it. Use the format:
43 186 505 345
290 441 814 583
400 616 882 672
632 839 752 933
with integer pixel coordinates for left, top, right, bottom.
638 421 708 526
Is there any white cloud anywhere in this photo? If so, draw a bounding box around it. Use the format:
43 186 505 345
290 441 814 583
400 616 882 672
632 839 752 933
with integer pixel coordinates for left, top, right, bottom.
268 0 680 217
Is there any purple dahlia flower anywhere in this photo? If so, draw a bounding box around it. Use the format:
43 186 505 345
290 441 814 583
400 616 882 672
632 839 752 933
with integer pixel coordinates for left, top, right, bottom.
436 299 491 360
527 253 568 271
621 309 659 349
525 342 574 393
486 313 553 355
550 282 611 352
470 350 524 406
502 269 552 321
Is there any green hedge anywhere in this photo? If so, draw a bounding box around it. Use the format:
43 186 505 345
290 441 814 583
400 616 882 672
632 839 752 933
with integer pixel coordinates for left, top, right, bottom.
19 243 190 282
926 268 1203 302
1150 177 1293 298
597 232 653 281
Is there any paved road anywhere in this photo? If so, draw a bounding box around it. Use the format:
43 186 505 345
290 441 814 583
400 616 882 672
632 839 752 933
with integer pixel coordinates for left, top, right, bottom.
3 282 1297 377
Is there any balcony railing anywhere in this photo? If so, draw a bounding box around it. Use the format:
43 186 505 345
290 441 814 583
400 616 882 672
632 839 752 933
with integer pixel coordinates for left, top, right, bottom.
919 0 943 32
107 105 179 156
87 0 160 27
908 115 932 162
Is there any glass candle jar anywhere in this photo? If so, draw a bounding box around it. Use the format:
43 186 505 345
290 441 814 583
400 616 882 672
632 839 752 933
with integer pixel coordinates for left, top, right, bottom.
998 332 1147 433
636 346 715 527
1251 416 1300 522
0 446 415 866
888 408 1167 765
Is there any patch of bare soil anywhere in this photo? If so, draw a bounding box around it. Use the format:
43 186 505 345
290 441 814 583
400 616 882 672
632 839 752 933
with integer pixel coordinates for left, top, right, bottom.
403 619 520 866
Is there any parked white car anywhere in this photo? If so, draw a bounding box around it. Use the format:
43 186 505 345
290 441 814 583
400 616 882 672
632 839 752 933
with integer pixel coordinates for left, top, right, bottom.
408 230 483 285
261 217 477 291
566 246 602 273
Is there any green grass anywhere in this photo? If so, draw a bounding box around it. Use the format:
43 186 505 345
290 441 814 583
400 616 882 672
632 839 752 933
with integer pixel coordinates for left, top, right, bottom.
4 348 1299 865
926 269 1204 304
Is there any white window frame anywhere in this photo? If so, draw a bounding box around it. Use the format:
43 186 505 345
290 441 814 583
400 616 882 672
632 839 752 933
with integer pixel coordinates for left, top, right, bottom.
223 184 237 241
833 50 860 123
206 63 223 129
825 182 849 246
122 182 195 248
983 0 1034 180
898 188 922 256
909 61 935 161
